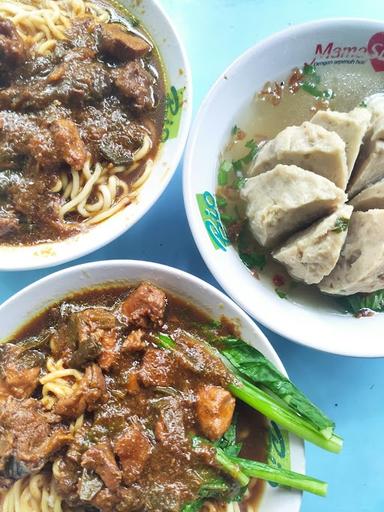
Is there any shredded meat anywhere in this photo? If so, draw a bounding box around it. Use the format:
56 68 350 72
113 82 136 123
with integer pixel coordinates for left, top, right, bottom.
54 364 107 418
82 441 122 491
114 425 152 485
196 385 235 441
113 61 155 111
139 348 175 387
121 282 167 328
0 397 71 477
100 23 151 60
51 119 87 171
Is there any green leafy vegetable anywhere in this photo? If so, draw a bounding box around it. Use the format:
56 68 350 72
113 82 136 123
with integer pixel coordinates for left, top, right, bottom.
300 64 334 100
218 160 233 186
332 217 349 233
275 288 287 299
239 251 266 271
231 125 240 136
228 455 327 497
153 332 342 453
233 139 259 171
219 337 335 437
216 195 227 208
340 289 384 315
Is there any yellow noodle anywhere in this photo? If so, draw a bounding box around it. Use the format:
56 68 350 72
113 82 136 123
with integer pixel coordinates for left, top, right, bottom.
1 474 62 512
40 358 82 410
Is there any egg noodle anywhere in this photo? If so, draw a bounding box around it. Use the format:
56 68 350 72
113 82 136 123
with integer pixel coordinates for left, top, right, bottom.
0 0 110 55
0 0 155 227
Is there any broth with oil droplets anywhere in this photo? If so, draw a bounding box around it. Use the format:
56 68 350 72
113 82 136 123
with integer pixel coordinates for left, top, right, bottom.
216 62 384 314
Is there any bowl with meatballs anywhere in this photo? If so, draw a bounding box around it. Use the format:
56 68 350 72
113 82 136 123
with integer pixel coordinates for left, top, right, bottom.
184 18 384 356
0 260 345 511
0 0 192 269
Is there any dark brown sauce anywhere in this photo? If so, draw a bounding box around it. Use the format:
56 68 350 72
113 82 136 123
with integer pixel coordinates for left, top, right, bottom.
2 284 267 512
0 0 165 246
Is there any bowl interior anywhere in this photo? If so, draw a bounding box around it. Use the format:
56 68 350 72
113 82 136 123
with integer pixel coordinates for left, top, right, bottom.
0 0 192 271
0 260 304 511
183 18 384 357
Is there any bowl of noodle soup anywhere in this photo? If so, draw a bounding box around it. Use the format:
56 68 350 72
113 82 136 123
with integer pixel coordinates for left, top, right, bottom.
0 0 192 270
0 260 304 512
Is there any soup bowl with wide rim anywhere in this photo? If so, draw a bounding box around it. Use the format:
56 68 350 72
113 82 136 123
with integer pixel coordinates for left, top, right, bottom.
0 0 192 271
183 18 384 357
0 259 304 511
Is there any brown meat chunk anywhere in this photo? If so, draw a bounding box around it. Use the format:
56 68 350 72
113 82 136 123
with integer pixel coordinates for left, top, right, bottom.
51 119 87 171
154 397 188 457
54 364 107 418
196 385 235 441
0 397 71 476
0 208 19 238
113 61 155 111
121 329 147 352
100 23 151 60
125 372 141 395
173 333 234 387
139 348 175 387
91 488 120 512
0 17 26 73
0 344 41 399
82 441 121 491
114 425 152 484
68 308 117 370
116 487 143 512
0 56 111 111
52 457 81 504
121 282 167 328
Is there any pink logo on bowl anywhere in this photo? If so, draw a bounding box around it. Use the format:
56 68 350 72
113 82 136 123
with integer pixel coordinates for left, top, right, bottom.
368 32 384 72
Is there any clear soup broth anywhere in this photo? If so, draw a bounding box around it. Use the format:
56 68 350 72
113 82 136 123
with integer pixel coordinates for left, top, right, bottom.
216 62 384 314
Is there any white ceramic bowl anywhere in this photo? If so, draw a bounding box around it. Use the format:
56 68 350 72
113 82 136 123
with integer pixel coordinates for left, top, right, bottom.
0 0 192 271
183 18 384 357
0 260 304 511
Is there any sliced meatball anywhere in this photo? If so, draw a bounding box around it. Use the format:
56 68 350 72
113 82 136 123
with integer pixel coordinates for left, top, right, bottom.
82 441 122 491
51 119 87 171
320 210 384 295
100 23 151 60
54 364 107 418
113 61 155 111
0 397 71 477
248 122 349 189
0 17 26 73
273 204 353 285
114 425 152 484
196 385 235 441
348 140 384 197
139 348 175 387
350 179 384 211
311 107 371 177
241 164 347 248
121 282 167 328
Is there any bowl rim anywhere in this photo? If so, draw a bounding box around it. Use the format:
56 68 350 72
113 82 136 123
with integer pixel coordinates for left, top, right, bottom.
183 17 384 357
0 259 304 510
0 0 193 272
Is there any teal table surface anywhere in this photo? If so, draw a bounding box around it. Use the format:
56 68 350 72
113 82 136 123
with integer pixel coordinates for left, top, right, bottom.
1 1 384 510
